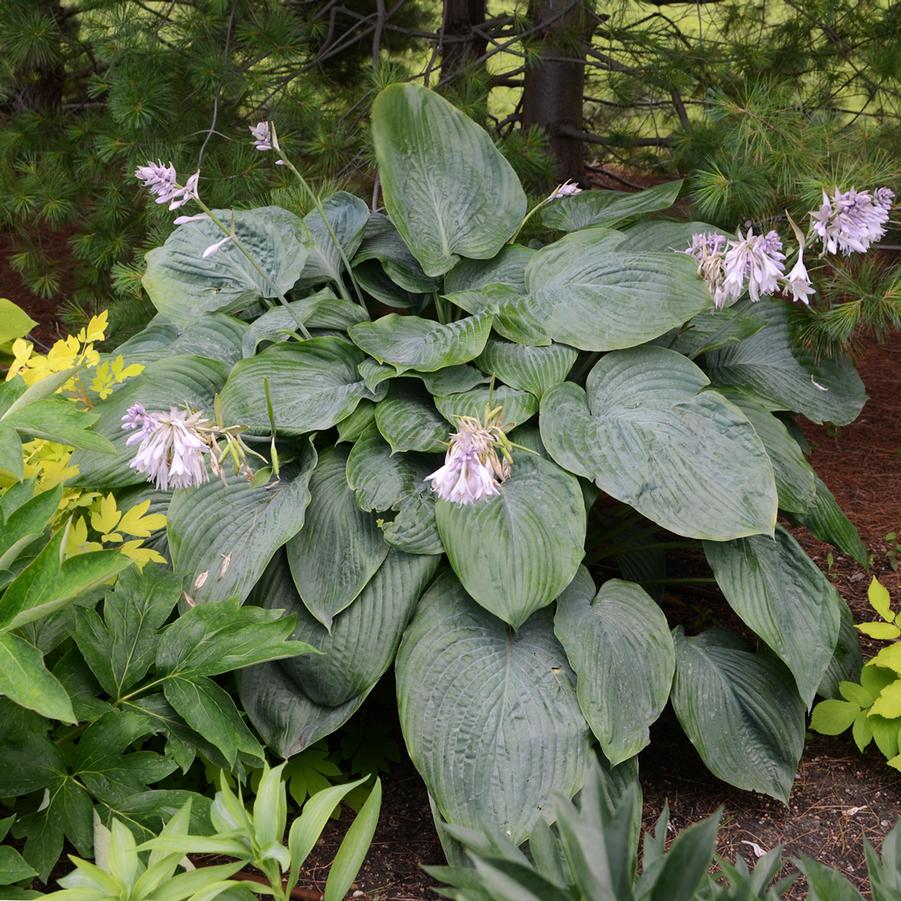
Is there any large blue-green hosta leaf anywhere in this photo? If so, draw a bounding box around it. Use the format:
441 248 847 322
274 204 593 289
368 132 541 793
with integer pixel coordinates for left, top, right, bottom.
352 212 441 294
446 228 711 351
436 451 586 629
295 192 370 291
540 346 778 540
554 568 675 766
142 207 311 325
285 447 388 629
793 476 868 567
219 337 381 435
239 549 439 756
475 338 577 400
167 447 317 605
703 299 866 425
372 84 527 277
348 313 492 373
671 629 805 803
704 527 841 707
114 314 248 367
70 355 229 488
396 572 593 844
541 180 683 232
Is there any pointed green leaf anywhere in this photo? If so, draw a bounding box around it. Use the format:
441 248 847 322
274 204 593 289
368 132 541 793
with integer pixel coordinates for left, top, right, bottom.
0 632 75 722
475 339 577 400
372 84 527 277
541 180 683 231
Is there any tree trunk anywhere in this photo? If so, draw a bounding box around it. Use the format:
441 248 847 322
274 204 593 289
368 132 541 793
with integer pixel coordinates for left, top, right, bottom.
521 0 590 181
440 0 487 78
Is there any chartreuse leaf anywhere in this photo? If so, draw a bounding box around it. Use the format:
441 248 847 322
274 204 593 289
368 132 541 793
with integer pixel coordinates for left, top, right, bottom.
810 699 860 734
869 577 894 621
704 527 841 706
70 355 229 488
0 482 60 570
869 681 901 719
142 206 312 325
554 568 675 765
240 549 439 755
167 447 316 605
0 632 75 722
371 83 527 277
0 529 130 632
396 571 593 844
436 451 586 629
220 337 382 435
475 338 577 400
348 312 492 373
0 298 37 345
541 179 683 231
286 447 388 629
541 346 777 541
671 629 805 803
703 298 866 425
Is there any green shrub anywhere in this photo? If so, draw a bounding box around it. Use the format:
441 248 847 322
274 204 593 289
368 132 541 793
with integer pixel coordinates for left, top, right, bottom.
72 84 878 849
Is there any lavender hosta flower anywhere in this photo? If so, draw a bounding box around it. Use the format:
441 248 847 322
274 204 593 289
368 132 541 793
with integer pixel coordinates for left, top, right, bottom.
250 121 273 151
122 406 210 491
551 180 582 200
810 187 895 256
426 416 511 506
782 250 816 305
202 235 234 258
684 232 731 309
134 161 199 211
173 213 211 226
723 228 785 303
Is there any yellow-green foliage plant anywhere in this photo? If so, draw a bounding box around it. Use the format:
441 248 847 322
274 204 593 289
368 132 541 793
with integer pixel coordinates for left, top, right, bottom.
811 577 901 768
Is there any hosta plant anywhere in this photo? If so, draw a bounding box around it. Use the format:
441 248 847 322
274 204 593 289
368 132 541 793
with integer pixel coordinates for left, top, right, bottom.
86 83 877 850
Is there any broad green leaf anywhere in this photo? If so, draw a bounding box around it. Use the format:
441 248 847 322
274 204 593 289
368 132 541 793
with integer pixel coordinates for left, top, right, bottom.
70 355 229 488
554 569 675 765
72 565 181 698
285 447 388 629
352 213 441 294
703 299 866 425
374 382 448 453
336 400 377 443
0 483 60 570
241 289 368 358
0 530 129 632
167 450 316 605
114 314 248 367
296 192 370 290
323 778 382 901
0 632 75 722
541 347 777 540
353 260 424 309
520 228 711 350
541 180 683 231
142 207 312 325
163 675 262 766
372 84 527 277
220 337 379 435
793 476 868 566
619 220 729 253
2 396 116 455
726 396 816 514
0 298 37 345
445 283 551 346
417 364 487 396
0 425 23 481
253 548 439 708
396 572 593 844
809 699 859 734
704 527 841 706
435 385 538 430
0 844 37 884
381 488 444 556
436 451 586 629
348 313 492 373
671 629 805 803
475 339 577 399
156 597 313 677
444 245 534 293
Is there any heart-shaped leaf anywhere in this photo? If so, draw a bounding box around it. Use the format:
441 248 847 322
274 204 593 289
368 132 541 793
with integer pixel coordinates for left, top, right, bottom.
540 346 777 540
436 451 585 628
